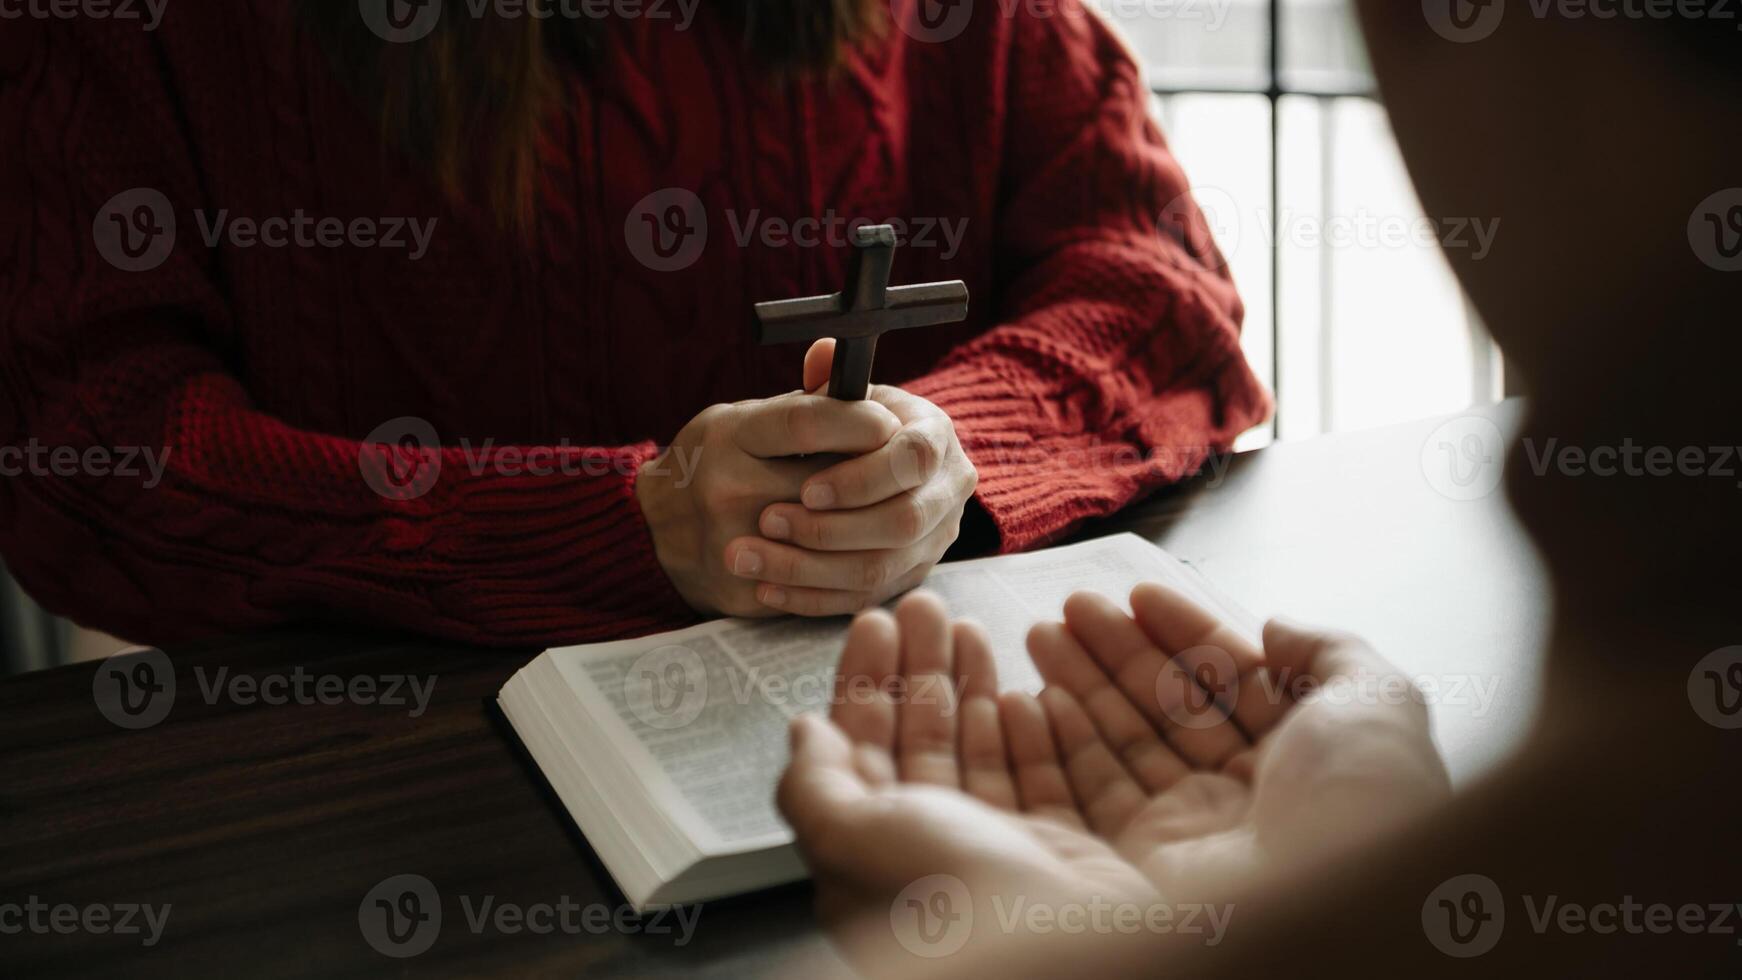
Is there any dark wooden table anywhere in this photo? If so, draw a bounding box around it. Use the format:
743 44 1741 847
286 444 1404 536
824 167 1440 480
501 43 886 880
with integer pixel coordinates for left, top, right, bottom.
0 402 1546 978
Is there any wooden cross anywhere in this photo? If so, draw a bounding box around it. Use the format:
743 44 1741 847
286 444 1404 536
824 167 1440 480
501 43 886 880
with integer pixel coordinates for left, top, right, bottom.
754 225 969 401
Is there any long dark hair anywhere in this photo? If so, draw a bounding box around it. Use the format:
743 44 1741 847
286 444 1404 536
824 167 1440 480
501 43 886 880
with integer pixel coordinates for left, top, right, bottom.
305 1 884 228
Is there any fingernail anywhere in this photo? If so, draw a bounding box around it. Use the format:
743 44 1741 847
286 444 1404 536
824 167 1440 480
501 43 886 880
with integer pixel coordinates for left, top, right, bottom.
762 512 791 540
733 549 763 577
803 484 836 510
761 585 788 607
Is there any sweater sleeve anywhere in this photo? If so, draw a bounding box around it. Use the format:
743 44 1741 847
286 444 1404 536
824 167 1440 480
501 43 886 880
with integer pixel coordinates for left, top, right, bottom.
0 25 694 647
902 1 1273 554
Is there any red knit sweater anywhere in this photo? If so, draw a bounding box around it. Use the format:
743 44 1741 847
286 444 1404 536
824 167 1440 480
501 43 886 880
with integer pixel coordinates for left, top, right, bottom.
0 1 1268 647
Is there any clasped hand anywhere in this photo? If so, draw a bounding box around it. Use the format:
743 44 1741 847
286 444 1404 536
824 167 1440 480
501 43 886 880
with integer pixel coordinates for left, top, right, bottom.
638 339 977 618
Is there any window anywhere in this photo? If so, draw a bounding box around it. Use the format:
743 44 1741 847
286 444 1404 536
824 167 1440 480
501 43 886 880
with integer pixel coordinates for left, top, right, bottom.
1090 0 1503 447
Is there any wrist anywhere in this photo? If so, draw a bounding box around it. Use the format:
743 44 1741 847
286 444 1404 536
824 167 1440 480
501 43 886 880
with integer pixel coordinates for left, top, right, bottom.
635 453 711 614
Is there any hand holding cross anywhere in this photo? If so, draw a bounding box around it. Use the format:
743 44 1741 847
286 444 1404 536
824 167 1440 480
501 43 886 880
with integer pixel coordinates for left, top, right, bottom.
754 225 969 400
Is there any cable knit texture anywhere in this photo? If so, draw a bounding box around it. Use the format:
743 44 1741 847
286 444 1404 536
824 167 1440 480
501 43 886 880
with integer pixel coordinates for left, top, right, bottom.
0 0 1270 647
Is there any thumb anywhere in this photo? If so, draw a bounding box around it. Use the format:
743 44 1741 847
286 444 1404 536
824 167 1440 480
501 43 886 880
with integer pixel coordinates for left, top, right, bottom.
776 713 867 846
804 339 836 395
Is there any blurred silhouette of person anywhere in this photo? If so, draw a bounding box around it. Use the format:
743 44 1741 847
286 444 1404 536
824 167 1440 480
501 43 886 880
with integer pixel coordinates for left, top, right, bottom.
778 7 1742 976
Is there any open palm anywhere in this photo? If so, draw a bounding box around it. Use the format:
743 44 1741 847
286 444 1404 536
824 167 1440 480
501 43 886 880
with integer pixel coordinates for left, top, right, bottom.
777 586 1450 968
1020 584 1451 892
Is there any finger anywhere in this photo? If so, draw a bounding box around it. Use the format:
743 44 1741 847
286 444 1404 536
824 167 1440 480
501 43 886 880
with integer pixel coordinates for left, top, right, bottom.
759 488 959 551
1131 583 1292 739
998 691 1085 828
1061 591 1248 770
1262 617 1430 731
800 416 958 511
1038 687 1150 839
1026 621 1190 793
804 339 835 395
729 512 956 593
958 696 1019 810
727 537 918 593
733 395 901 459
951 620 999 701
892 592 961 787
776 714 870 847
831 609 901 766
750 561 931 619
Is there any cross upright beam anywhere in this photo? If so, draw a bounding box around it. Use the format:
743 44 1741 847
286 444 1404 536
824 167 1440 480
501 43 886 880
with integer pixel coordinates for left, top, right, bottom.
754 224 969 401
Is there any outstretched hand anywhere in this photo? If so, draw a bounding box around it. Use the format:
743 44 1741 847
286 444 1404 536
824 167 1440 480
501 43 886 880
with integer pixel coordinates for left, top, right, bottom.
777 584 1451 972
1023 584 1451 891
776 592 1158 959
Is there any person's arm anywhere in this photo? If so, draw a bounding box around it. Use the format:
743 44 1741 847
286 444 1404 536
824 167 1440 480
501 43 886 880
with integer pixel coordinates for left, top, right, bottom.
903 1 1271 553
0 21 682 646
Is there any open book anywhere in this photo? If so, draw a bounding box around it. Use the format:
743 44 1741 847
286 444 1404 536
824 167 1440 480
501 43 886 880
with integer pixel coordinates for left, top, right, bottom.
498 533 1255 911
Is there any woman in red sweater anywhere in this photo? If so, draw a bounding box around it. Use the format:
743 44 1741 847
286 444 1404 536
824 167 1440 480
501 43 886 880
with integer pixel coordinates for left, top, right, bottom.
0 0 1268 646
